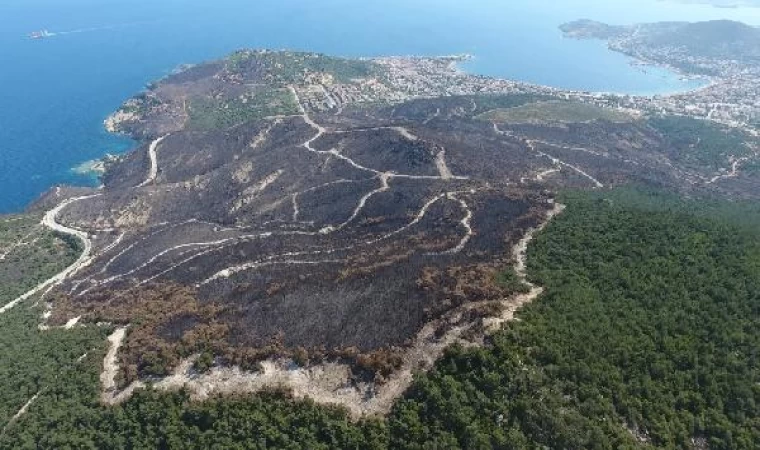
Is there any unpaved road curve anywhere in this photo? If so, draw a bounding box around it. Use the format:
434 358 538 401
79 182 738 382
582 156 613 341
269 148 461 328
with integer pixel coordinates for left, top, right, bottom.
0 194 98 315
101 327 137 405
492 123 604 188
484 201 566 331
707 156 751 184
137 135 169 188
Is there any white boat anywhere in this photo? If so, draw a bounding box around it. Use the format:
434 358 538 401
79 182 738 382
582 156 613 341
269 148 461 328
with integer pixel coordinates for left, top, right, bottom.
29 30 54 40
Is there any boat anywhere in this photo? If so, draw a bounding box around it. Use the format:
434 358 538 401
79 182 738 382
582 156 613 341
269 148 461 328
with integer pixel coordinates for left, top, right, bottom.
28 30 54 40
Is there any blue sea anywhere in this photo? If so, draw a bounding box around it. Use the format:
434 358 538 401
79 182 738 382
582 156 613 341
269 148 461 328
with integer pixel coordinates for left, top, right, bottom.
2 0 759 213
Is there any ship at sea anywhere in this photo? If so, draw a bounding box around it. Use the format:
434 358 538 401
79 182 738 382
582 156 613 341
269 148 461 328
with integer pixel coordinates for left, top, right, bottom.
28 30 54 40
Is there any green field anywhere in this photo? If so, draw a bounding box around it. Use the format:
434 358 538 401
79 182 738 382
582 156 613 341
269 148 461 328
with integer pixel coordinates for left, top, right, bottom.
466 94 557 116
187 87 300 131
226 50 383 85
477 100 636 124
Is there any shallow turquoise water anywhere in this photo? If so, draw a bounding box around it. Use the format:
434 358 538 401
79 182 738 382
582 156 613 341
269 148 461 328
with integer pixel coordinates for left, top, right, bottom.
0 0 758 213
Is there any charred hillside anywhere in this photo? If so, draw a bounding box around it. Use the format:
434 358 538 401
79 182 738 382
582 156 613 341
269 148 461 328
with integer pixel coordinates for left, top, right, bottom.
34 50 760 410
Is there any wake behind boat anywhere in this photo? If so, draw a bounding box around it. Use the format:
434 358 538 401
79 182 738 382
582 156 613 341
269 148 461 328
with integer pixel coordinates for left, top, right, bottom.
28 30 54 40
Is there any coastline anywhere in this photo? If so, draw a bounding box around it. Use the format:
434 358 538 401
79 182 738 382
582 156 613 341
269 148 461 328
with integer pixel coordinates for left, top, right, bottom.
558 33 713 98
3 36 742 216
71 158 107 178
54 46 722 213
5 0 760 216
615 49 716 97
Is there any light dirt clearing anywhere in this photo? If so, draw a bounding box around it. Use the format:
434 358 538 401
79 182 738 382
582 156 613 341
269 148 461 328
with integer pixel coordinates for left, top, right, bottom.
101 326 145 405
435 150 454 180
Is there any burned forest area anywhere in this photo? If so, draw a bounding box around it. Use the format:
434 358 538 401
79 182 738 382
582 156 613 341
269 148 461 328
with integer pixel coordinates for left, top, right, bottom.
14 51 760 420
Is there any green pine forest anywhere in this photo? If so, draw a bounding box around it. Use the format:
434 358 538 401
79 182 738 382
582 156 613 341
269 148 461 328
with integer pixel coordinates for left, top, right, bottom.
1 187 759 449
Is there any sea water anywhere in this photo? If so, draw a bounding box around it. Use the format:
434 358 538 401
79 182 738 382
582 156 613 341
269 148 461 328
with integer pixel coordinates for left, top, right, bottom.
1 0 758 213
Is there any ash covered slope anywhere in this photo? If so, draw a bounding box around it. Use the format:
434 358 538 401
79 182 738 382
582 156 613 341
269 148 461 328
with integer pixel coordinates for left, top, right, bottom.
54 55 556 382
42 51 760 397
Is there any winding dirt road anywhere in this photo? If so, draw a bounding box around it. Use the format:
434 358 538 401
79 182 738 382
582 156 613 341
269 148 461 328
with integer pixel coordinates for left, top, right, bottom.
137 135 169 188
0 194 97 315
707 156 752 184
493 123 605 188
